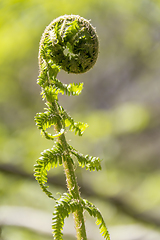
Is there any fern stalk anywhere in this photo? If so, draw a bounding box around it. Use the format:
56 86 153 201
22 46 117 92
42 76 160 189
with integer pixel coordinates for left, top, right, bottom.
52 100 87 239
34 15 110 240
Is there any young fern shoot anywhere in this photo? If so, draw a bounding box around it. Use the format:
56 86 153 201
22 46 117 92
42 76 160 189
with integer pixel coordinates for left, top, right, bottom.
34 15 110 240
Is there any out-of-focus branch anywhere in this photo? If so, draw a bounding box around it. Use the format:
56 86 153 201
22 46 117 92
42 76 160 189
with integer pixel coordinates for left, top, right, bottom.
0 163 160 228
0 163 65 187
82 183 160 229
0 206 74 239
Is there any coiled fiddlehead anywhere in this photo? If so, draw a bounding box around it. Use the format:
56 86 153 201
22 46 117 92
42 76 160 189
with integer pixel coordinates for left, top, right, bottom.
34 15 110 240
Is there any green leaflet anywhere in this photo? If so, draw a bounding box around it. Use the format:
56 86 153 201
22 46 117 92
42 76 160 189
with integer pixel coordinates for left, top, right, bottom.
34 143 64 199
53 78 84 96
82 199 110 240
57 104 88 136
35 101 88 138
52 193 77 240
35 111 58 131
68 121 88 136
70 146 102 171
35 107 64 140
51 103 87 136
62 19 80 41
52 194 83 240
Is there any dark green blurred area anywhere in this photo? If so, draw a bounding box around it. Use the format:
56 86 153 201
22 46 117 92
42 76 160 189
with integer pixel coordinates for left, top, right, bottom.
0 0 160 239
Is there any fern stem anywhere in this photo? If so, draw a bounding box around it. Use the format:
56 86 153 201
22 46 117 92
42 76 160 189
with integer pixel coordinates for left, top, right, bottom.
52 100 87 240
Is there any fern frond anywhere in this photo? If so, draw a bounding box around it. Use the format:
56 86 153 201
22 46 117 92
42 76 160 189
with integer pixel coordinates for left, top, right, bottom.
38 45 61 88
62 19 80 41
37 67 48 87
35 111 57 131
35 15 109 240
35 107 64 140
70 147 102 171
66 82 83 96
44 85 59 102
52 193 79 240
48 62 61 79
82 199 110 240
34 142 64 199
57 104 88 136
52 78 83 96
67 119 88 136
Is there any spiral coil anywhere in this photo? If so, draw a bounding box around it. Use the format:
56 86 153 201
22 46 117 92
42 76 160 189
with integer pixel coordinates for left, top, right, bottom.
39 14 99 74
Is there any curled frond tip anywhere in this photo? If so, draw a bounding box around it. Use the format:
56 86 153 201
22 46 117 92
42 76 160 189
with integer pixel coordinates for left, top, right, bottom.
39 14 99 75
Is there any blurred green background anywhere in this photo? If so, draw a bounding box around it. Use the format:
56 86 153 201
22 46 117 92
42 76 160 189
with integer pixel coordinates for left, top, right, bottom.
0 0 160 239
